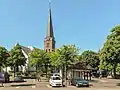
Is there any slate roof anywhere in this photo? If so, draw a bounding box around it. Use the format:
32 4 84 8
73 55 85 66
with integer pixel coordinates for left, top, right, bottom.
46 5 54 38
21 46 32 55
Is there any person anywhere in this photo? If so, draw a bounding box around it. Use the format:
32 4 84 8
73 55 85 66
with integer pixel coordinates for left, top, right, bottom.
67 73 71 85
36 73 41 82
1 81 3 87
0 72 4 87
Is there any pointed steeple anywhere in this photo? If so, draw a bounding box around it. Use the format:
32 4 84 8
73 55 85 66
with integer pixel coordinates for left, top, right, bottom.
44 0 55 52
47 0 54 38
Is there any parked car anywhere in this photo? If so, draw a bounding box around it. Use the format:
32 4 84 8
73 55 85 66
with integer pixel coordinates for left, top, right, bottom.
14 76 24 82
49 76 62 87
51 73 60 76
71 78 89 87
0 72 10 83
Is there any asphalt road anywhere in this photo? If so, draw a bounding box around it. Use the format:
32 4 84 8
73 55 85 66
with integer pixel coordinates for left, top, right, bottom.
0 78 120 90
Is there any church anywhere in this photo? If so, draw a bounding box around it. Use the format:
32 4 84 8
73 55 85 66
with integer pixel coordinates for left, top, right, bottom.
3 3 55 72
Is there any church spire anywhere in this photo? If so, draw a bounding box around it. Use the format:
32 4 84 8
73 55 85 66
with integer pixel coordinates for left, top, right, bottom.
44 0 55 52
47 0 54 38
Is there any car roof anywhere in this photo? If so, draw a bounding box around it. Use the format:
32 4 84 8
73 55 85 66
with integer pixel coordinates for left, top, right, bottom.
51 75 60 77
51 73 59 74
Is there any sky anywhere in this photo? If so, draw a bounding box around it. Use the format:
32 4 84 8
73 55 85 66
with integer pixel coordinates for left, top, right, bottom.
0 0 120 52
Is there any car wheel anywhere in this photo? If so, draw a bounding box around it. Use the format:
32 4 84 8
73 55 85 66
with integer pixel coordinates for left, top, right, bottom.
87 85 89 87
76 84 79 87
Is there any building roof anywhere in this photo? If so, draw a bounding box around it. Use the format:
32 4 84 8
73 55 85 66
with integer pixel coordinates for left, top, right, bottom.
46 2 54 38
71 62 94 70
21 46 32 55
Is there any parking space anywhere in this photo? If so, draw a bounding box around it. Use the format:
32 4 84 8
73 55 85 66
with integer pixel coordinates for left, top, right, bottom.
0 78 120 90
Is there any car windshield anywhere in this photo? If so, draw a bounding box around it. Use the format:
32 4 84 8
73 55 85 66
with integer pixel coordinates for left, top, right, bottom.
75 78 83 81
52 77 61 80
54 74 60 76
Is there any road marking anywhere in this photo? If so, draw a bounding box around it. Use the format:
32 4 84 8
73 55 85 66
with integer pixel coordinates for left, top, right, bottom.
32 86 36 88
100 80 108 82
47 85 52 88
16 87 20 88
68 86 76 88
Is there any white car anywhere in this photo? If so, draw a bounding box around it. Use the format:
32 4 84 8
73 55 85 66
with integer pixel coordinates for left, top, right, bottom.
49 76 62 87
51 73 60 77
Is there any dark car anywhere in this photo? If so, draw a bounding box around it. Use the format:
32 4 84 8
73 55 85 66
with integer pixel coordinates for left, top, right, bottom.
14 76 24 82
0 72 10 83
71 78 89 87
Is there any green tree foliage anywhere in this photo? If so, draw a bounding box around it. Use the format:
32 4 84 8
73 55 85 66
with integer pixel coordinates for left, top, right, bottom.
29 48 49 76
80 50 100 70
48 49 60 68
99 25 120 77
116 64 120 73
49 45 79 68
58 45 79 67
9 43 26 72
0 46 9 71
49 44 79 85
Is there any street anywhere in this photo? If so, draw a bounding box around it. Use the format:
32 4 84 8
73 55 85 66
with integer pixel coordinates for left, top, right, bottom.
0 78 120 90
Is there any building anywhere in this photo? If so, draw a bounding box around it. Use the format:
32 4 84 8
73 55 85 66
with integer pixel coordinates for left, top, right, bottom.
44 2 55 52
3 2 55 72
2 45 34 72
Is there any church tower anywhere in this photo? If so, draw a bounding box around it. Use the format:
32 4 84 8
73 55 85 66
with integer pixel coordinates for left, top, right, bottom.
44 2 55 52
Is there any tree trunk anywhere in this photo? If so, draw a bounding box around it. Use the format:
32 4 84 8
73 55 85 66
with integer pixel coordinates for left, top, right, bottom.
6 67 7 72
65 64 67 86
36 65 37 73
0 67 1 72
14 66 15 77
62 64 65 87
16 65 19 72
45 65 48 78
113 63 117 78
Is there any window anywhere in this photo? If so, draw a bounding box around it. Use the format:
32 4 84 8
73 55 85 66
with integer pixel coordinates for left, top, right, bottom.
52 77 61 80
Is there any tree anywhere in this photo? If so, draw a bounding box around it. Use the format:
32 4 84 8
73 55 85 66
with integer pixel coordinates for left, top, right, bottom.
9 43 26 75
29 48 49 77
49 49 60 68
80 50 100 70
99 25 120 78
49 44 79 86
58 45 79 67
116 64 120 74
0 46 9 71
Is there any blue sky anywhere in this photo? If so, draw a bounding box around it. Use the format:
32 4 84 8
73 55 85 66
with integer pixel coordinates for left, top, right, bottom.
0 0 120 52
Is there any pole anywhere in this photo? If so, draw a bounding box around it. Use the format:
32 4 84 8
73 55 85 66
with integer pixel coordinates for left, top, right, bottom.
65 64 67 86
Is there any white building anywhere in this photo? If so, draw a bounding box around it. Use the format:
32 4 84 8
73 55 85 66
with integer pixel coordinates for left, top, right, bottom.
3 45 36 73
